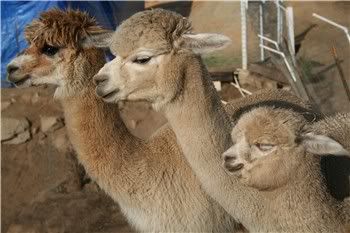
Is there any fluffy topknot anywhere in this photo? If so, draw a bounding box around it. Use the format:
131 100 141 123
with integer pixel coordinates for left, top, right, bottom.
111 8 192 56
24 8 106 48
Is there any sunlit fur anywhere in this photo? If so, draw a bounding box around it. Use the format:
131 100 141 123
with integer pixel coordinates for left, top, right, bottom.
24 8 104 48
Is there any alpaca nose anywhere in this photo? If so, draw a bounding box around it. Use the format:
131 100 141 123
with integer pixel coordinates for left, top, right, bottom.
224 154 236 163
7 64 19 75
222 150 244 173
93 74 108 86
222 147 237 162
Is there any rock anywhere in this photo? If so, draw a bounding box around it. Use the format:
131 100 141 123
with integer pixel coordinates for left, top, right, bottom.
19 92 34 103
83 182 100 193
6 224 38 233
31 92 40 104
50 128 71 153
2 129 82 232
4 130 31 145
1 101 12 111
213 81 222 91
52 176 82 194
40 116 64 133
1 118 31 144
6 189 134 233
38 132 47 140
129 120 137 129
31 127 39 135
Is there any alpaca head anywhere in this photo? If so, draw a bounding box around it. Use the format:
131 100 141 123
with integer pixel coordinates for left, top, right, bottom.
7 8 109 98
86 9 230 109
222 107 349 191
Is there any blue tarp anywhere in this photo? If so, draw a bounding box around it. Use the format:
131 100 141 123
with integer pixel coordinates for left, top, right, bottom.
1 1 144 87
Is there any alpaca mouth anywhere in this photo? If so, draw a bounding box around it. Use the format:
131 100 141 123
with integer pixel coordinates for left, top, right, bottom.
96 87 120 102
8 75 31 88
225 163 244 173
102 90 119 99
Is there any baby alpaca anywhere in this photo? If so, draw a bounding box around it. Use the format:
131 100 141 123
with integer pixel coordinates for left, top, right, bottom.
223 107 349 231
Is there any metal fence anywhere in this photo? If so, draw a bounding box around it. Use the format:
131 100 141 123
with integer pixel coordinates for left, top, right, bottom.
237 0 350 114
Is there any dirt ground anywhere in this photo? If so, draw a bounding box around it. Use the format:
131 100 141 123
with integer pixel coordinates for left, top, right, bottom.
1 86 171 233
0 82 243 233
1 87 132 233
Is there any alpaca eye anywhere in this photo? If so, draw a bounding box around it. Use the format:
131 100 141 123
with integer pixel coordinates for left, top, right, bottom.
255 143 275 152
42 44 59 56
133 56 151 64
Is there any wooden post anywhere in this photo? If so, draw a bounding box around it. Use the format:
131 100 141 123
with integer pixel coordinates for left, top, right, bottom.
332 46 350 102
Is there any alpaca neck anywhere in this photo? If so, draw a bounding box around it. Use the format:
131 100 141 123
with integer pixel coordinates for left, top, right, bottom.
60 80 139 195
61 88 137 168
287 157 334 207
163 57 232 184
274 157 342 231
161 56 264 229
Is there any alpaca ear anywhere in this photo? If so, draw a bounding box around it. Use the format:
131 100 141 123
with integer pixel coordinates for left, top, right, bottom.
80 30 114 48
302 133 349 156
179 33 231 54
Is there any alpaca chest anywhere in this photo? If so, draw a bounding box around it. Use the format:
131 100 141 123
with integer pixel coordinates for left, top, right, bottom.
118 203 166 232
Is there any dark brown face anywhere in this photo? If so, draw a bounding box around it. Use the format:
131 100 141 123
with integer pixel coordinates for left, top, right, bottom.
7 43 68 88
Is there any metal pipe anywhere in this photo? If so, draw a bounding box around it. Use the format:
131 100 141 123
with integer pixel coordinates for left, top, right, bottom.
259 3 265 61
275 0 282 44
313 13 350 45
258 34 280 50
259 45 297 82
240 0 248 70
234 76 245 97
286 7 296 64
332 46 350 102
230 82 252 95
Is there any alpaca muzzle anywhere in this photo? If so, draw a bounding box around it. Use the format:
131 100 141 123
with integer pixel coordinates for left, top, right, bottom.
93 74 109 86
94 75 120 102
222 148 245 173
7 64 31 87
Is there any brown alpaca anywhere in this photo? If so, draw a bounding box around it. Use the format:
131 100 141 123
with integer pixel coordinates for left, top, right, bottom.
7 9 238 232
223 108 349 231
90 9 347 232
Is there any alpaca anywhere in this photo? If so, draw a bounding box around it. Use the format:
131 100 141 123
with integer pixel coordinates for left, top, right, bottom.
7 9 239 232
89 9 335 232
309 113 350 152
223 108 349 231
